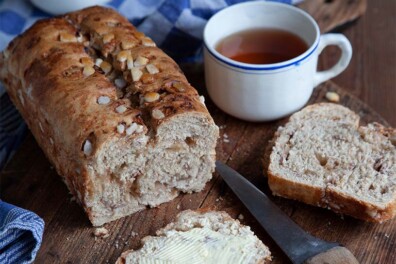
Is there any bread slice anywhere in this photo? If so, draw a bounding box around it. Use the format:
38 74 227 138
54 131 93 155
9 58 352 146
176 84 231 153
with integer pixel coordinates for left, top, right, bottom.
116 210 271 264
0 7 218 226
268 103 396 222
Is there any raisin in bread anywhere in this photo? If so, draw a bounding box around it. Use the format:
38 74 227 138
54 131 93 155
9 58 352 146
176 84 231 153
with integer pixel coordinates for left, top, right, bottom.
0 6 219 226
116 210 271 264
268 103 396 222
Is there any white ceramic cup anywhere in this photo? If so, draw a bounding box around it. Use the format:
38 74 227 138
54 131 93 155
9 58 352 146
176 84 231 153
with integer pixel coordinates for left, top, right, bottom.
204 2 352 122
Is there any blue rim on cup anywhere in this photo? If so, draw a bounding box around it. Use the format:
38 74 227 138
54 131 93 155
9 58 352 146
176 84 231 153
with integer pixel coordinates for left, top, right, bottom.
203 2 321 72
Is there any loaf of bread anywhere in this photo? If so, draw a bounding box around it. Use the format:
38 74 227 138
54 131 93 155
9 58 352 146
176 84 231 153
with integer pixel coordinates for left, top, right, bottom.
268 103 396 222
116 210 271 264
0 7 219 226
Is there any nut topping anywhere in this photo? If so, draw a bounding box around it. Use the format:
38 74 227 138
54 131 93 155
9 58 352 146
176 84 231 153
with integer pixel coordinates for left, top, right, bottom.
121 40 135 50
100 61 112 75
126 123 138 135
59 32 77 43
127 54 134 69
117 50 130 62
83 140 93 155
199 95 205 105
172 82 185 92
115 105 127 113
144 92 160 103
142 37 156 47
134 56 149 67
146 64 159 74
117 124 125 134
95 58 103 67
103 33 115 44
83 66 95 77
152 109 165 119
131 68 143 82
97 96 110 105
80 57 94 67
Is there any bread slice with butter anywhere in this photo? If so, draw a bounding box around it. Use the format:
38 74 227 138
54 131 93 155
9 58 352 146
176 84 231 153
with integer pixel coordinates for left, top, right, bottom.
116 210 271 264
268 103 396 222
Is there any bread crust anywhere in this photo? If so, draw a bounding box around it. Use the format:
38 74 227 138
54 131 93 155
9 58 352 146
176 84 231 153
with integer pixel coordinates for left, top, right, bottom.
267 103 396 222
267 171 325 207
0 6 218 225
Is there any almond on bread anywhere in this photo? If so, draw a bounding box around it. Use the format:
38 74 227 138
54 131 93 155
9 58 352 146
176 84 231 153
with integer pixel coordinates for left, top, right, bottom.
268 103 396 222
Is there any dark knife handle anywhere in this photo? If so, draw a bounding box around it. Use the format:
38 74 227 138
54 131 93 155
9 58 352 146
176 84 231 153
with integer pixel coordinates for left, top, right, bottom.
304 246 359 264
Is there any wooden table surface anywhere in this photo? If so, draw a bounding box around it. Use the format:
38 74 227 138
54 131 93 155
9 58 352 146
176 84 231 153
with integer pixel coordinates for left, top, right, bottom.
319 0 396 126
1 1 395 264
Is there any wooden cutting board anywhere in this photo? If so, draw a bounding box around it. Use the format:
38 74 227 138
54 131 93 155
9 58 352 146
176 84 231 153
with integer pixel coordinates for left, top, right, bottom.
2 80 394 264
5 1 395 264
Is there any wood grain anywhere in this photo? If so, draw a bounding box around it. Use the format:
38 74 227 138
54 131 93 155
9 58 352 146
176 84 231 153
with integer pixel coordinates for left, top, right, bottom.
316 0 396 126
298 0 367 33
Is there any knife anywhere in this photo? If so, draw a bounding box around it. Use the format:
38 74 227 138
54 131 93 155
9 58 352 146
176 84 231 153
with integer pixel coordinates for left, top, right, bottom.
215 161 359 264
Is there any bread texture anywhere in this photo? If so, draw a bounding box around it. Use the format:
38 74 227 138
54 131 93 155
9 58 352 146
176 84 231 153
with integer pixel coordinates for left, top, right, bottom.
268 103 396 222
116 210 271 264
0 6 218 226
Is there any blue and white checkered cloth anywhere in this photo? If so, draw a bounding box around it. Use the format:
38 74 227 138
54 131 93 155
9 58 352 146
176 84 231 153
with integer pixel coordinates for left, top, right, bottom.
0 0 300 262
0 201 44 264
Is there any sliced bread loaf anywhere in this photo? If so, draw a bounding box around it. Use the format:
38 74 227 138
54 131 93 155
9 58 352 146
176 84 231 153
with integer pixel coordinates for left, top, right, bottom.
268 103 396 222
0 7 218 226
116 210 271 264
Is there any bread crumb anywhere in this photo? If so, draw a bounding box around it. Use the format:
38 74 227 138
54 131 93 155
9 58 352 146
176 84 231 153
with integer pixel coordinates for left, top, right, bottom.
223 133 228 139
94 227 110 238
176 204 180 210
131 231 138 237
238 214 244 220
325 91 340 103
385 233 390 238
223 138 230 143
219 125 227 129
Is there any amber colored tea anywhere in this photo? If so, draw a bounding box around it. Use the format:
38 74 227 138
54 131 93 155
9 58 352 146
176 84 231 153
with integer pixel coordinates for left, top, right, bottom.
216 28 308 64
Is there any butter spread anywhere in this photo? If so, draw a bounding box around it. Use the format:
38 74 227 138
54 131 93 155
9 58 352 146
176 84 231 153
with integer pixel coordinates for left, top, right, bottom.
125 227 259 264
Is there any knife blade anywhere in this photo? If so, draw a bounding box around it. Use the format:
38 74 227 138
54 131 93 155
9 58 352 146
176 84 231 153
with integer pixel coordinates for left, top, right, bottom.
215 161 359 264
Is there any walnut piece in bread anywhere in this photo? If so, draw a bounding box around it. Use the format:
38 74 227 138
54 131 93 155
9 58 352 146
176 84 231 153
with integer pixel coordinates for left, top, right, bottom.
116 210 272 264
268 103 396 222
0 6 219 226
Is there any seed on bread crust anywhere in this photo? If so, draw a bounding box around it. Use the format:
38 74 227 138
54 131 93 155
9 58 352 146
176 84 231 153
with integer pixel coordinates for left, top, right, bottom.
152 109 165 119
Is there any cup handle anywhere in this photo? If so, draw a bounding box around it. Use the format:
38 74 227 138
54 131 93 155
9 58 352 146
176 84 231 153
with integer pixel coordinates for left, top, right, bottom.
313 34 352 87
